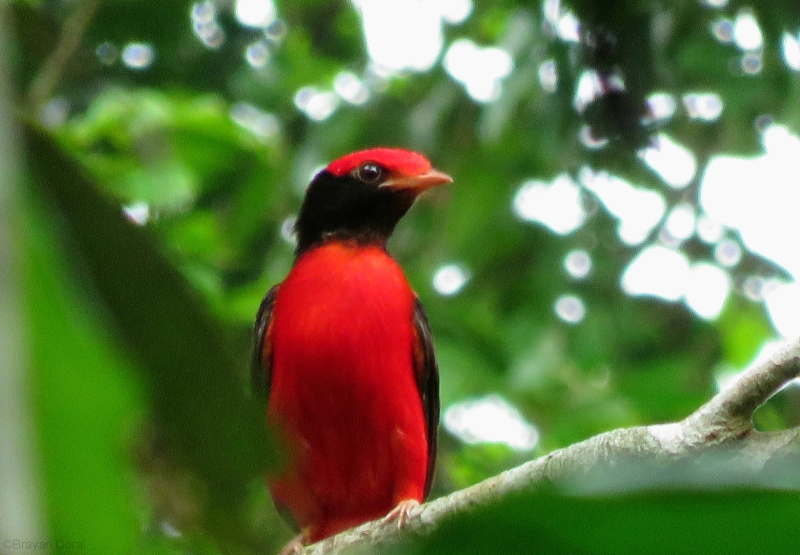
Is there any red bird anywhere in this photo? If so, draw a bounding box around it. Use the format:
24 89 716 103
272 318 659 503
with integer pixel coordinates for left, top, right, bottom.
252 148 449 553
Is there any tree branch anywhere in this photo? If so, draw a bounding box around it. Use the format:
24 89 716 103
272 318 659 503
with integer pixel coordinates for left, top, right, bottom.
27 0 101 112
304 336 800 555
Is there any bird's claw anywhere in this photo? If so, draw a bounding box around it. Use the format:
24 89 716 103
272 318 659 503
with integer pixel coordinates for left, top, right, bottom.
383 499 421 529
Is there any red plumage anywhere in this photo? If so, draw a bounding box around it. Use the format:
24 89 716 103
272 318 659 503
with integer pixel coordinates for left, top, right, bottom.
268 243 427 541
252 148 448 552
325 147 431 178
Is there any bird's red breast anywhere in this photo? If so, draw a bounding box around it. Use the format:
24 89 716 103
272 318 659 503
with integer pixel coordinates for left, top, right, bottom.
266 241 428 541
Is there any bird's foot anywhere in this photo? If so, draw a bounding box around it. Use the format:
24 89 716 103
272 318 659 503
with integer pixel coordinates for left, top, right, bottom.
277 533 305 555
383 499 421 529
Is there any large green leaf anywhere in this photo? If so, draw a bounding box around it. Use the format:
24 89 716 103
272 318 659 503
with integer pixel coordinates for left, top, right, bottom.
23 121 273 539
418 487 800 555
23 185 142 552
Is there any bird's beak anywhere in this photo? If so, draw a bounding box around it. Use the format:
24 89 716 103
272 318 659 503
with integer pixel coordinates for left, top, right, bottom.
380 169 453 194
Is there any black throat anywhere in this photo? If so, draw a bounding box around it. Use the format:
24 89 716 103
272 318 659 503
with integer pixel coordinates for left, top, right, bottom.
294 170 417 257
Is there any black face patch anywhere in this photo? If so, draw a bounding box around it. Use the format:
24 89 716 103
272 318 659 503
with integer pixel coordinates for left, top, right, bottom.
294 169 417 255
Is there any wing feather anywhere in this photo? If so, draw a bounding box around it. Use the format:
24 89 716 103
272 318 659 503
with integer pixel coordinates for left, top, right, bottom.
251 284 279 400
411 296 440 498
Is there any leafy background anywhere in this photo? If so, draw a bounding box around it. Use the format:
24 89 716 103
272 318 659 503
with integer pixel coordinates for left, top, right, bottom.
3 0 800 553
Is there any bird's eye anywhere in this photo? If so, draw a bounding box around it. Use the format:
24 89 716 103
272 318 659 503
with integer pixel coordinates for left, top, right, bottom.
356 163 383 184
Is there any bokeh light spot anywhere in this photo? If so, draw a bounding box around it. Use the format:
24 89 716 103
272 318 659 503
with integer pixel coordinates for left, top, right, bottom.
621 245 690 301
580 168 665 246
554 294 586 324
538 59 558 93
245 41 270 67
733 10 762 51
192 1 225 48
235 0 276 28
333 71 370 105
280 215 297 245
743 276 765 301
444 395 539 451
191 0 215 23
696 213 724 243
764 282 800 339
683 92 723 121
564 250 592 279
714 239 742 267
781 32 800 71
39 98 69 128
741 53 762 75
513 174 586 235
265 19 288 42
647 92 676 122
573 70 603 113
355 0 458 73
664 203 696 242
440 0 473 24
684 262 730 320
711 18 733 43
639 134 697 189
432 263 470 296
123 202 150 226
294 87 339 121
230 102 280 141
121 43 155 69
444 39 513 103
700 124 800 278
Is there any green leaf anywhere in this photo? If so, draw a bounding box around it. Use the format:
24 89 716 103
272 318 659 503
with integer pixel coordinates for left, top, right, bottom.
22 155 143 552
23 121 274 539
418 488 800 555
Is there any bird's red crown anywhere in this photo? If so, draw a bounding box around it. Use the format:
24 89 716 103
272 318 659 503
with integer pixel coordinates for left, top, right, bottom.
326 148 432 178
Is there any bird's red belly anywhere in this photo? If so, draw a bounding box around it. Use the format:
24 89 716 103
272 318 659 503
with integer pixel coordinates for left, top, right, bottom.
267 244 428 541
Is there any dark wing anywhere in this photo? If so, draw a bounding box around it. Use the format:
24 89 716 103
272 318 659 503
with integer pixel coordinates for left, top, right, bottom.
411 296 440 498
251 284 279 400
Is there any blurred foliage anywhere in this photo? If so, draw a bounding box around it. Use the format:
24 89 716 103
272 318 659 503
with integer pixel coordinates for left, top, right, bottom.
417 488 800 555
5 0 800 553
416 452 800 554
